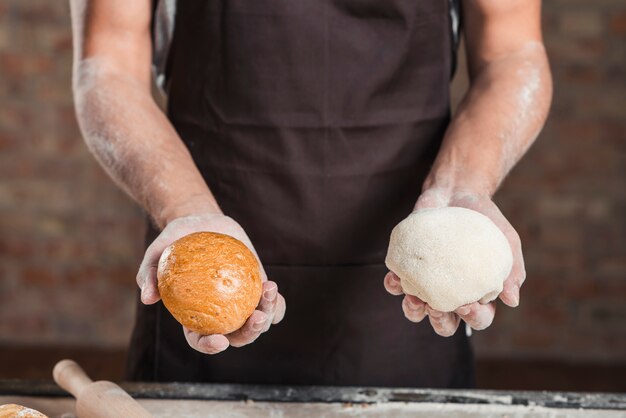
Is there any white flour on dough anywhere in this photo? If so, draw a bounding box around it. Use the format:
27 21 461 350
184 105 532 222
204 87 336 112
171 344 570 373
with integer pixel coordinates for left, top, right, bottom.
386 207 513 312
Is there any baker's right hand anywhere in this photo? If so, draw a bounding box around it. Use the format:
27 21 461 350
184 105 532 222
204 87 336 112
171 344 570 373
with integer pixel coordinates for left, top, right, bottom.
136 213 286 354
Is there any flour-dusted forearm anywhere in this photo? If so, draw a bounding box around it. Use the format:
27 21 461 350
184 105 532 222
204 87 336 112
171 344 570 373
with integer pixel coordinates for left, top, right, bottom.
424 0 552 197
73 60 221 227
70 0 221 228
424 42 552 197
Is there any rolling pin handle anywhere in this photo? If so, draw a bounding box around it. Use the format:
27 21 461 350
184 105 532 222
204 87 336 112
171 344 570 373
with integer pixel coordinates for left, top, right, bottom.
53 359 93 398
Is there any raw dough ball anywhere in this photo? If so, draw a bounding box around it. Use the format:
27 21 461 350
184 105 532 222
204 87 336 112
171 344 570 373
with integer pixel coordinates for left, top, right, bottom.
385 207 513 312
157 232 263 335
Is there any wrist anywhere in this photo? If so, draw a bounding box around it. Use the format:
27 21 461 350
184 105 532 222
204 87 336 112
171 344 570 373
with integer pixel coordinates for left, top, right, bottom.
157 194 222 228
422 158 498 199
423 130 508 198
419 168 494 211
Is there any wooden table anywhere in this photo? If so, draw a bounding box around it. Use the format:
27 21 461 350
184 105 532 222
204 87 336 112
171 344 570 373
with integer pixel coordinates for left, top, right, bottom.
1 380 625 417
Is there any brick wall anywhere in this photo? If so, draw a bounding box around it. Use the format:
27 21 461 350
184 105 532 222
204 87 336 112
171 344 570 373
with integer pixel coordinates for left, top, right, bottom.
0 0 144 348
0 0 624 363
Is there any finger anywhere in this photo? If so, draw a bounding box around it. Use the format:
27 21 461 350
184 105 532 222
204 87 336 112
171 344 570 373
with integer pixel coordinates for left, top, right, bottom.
501 233 526 307
427 307 460 337
472 204 525 308
500 224 526 307
500 251 524 307
226 310 268 347
500 276 520 308
272 293 286 325
258 282 278 313
455 302 496 331
136 245 163 305
384 271 404 296
183 328 229 355
402 295 427 323
258 281 278 332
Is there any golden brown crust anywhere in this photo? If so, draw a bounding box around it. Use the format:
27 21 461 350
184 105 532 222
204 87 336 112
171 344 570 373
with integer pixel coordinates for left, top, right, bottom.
157 232 263 335
0 404 48 418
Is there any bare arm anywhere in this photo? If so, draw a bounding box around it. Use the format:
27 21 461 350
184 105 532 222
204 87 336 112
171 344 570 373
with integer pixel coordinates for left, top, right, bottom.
385 0 552 336
70 0 220 227
70 0 285 354
424 0 552 196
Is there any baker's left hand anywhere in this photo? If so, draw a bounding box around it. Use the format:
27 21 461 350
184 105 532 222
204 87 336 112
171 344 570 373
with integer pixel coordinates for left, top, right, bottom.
384 188 526 337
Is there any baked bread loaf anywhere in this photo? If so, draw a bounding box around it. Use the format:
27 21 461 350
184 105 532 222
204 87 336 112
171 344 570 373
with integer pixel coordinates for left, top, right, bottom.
0 404 48 418
157 232 263 335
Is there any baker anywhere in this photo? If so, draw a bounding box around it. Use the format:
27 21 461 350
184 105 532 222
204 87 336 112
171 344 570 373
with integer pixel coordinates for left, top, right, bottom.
69 0 551 387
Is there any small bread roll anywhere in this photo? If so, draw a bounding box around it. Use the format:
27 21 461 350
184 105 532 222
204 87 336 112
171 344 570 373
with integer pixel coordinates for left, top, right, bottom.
386 207 513 312
0 404 48 418
157 232 263 335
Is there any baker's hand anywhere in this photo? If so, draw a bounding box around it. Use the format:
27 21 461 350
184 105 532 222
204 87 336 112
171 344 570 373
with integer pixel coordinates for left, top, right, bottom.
136 213 286 354
384 188 526 337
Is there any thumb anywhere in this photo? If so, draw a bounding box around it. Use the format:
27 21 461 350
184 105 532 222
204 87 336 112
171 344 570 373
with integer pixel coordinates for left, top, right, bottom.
136 248 163 305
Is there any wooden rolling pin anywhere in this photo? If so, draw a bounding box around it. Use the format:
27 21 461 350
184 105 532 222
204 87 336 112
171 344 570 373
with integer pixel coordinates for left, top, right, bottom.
53 359 152 418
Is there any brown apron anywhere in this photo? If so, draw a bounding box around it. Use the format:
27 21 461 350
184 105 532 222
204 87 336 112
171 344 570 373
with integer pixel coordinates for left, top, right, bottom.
127 0 474 387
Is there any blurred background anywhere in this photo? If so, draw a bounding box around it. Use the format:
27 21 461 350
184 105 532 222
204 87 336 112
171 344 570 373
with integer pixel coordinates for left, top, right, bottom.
0 0 624 391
